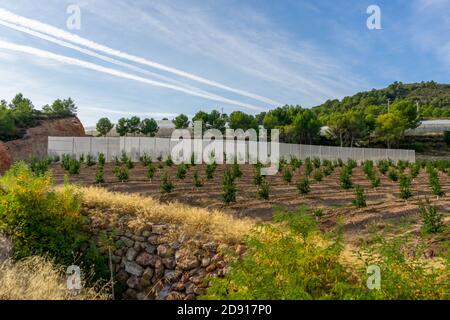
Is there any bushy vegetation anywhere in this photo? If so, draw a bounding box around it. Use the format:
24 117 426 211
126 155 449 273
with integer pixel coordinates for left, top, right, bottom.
297 177 310 195
418 198 445 234
0 163 109 284
222 169 237 204
113 165 129 182
427 166 444 197
339 166 353 190
283 167 293 183
95 165 105 184
257 179 270 200
399 175 412 200
202 208 449 300
206 162 217 180
352 185 367 208
0 94 77 141
193 170 203 188
160 171 174 193
176 164 188 180
388 168 399 182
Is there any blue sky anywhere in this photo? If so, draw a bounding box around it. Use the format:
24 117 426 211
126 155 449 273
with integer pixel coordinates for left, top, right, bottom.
0 0 449 126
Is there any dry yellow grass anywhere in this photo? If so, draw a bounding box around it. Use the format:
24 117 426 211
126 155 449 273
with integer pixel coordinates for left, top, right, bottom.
78 186 255 244
0 256 109 300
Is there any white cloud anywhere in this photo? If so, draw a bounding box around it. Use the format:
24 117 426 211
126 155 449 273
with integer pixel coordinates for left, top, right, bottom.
85 1 365 104
0 39 267 111
0 7 281 106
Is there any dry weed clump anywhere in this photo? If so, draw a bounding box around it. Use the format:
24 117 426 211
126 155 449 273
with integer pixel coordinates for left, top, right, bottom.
77 186 255 244
0 256 109 300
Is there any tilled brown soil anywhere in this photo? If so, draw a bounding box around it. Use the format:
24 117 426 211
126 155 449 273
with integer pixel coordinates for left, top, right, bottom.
50 163 450 245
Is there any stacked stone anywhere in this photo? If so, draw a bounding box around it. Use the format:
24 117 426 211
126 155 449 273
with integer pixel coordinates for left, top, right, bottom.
105 224 237 300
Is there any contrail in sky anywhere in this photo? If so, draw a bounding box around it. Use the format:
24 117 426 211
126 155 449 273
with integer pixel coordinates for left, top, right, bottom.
0 19 230 101
0 8 282 106
0 39 265 111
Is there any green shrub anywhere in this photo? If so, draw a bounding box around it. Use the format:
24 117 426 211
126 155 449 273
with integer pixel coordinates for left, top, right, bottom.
222 169 236 204
193 170 203 188
98 153 106 166
257 179 270 200
313 170 323 182
165 155 174 167
30 158 49 176
201 208 449 300
232 163 242 178
68 159 80 175
378 160 389 175
79 153 85 163
339 166 353 190
323 165 333 176
304 158 313 176
206 163 216 180
337 158 344 167
113 165 128 182
61 154 72 171
201 209 357 299
283 168 293 183
352 185 366 208
312 208 324 220
125 158 134 170
160 171 174 193
147 164 155 180
176 164 188 180
291 157 302 170
253 167 263 186
410 163 421 179
418 198 444 234
312 157 321 168
428 168 444 197
370 175 381 188
399 175 412 200
397 160 409 173
95 165 104 184
388 168 398 182
0 163 85 265
347 159 357 170
86 154 96 167
363 160 374 176
139 153 152 167
360 237 448 299
297 177 310 195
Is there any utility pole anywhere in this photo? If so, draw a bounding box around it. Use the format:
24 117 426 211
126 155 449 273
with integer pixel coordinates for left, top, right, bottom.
387 98 391 113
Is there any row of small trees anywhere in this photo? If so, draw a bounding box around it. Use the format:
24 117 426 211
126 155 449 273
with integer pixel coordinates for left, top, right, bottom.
96 117 159 137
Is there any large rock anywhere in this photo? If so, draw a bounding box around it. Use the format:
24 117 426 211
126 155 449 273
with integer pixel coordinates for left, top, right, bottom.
125 261 144 277
1 116 85 170
175 248 199 271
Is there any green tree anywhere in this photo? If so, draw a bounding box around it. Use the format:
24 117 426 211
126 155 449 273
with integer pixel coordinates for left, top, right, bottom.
96 118 114 137
42 98 77 117
140 118 159 137
127 116 141 136
374 113 406 148
228 111 257 131
116 118 129 136
172 114 190 129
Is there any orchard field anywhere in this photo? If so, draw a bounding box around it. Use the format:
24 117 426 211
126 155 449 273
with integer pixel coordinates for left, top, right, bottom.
45 154 450 250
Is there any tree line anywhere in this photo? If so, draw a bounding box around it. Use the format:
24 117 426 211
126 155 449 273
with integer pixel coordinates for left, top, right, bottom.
0 93 77 141
96 98 440 148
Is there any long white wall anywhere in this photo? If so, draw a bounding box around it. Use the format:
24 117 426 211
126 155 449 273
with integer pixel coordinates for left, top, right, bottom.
48 136 415 163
